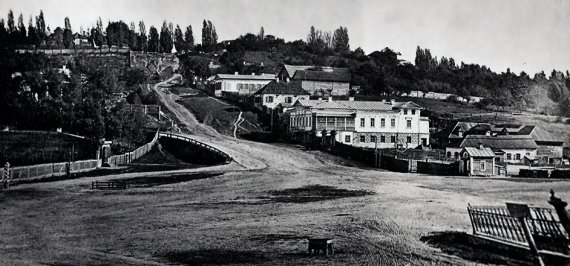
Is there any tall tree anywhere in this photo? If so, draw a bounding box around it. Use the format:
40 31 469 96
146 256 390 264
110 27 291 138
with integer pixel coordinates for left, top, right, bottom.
201 20 217 52
173 24 184 52
17 13 26 45
258 26 265 40
184 25 194 51
36 10 46 46
332 26 349 53
128 22 138 50
159 21 173 53
28 16 39 47
63 17 73 48
138 21 148 52
7 10 15 33
148 26 159 52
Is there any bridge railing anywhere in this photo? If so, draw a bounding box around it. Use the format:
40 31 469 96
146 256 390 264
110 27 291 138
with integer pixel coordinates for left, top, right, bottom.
108 130 159 166
158 132 232 163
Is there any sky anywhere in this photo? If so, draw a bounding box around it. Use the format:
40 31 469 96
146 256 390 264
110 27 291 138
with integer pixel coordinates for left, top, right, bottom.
1 0 569 75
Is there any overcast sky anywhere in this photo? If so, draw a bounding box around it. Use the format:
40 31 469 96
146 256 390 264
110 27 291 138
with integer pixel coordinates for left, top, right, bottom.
1 0 569 75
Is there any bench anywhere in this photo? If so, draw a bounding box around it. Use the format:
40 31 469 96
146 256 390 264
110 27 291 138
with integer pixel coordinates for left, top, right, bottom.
308 238 334 255
91 181 128 190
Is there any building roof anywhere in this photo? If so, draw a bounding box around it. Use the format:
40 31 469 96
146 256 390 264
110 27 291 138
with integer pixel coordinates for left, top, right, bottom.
449 122 490 139
292 70 351 83
460 135 539 150
216 73 275 80
462 147 496 158
294 99 326 108
392 101 424 110
254 80 310 95
281 64 349 78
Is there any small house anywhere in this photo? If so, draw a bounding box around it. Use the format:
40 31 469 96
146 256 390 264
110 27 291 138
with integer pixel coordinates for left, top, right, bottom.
253 80 310 111
459 145 496 176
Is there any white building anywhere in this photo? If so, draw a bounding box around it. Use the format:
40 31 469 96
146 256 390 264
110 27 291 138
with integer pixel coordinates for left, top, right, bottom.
253 80 310 110
213 73 275 97
288 98 430 148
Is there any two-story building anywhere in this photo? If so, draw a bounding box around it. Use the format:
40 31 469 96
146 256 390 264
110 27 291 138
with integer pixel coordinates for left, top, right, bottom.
213 73 275 97
288 98 430 148
277 64 351 96
253 80 310 110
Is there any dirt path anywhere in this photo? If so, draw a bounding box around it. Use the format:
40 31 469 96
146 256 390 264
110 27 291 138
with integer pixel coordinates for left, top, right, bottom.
2 78 570 265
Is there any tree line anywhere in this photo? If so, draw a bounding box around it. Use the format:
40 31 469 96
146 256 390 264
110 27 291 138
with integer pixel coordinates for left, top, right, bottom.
0 10 218 53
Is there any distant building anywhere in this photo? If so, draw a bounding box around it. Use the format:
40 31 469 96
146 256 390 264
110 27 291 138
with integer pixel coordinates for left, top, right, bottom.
277 64 351 96
288 98 430 148
402 90 484 103
213 73 275 97
440 122 564 165
253 80 310 110
459 145 496 176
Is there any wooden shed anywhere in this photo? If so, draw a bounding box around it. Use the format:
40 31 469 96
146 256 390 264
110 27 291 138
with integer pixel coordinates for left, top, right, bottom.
459 145 496 176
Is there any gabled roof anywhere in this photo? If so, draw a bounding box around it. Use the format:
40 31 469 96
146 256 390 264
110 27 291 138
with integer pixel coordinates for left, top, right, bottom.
460 135 538 150
216 73 275 80
254 80 310 95
392 101 424 110
462 147 495 158
292 70 351 83
280 64 349 78
449 122 489 139
294 99 326 108
341 101 393 111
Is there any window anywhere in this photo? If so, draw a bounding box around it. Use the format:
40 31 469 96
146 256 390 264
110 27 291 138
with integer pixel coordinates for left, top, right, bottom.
390 136 396 143
370 118 375 127
404 109 408 115
285 97 292 103
266 96 274 103
345 135 351 143
454 152 459 158
406 120 412 128
371 135 377 143
516 153 521 160
360 135 366 142
507 153 512 160
380 135 385 143
480 161 486 171
447 151 451 158
411 109 416 115
237 84 243 91
380 118 385 127
525 152 530 156
406 136 412 143
391 118 396 127
360 118 365 127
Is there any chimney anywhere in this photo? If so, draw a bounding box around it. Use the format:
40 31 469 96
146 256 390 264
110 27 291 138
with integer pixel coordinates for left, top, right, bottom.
234 71 238 75
478 143 484 150
328 96 333 102
348 97 355 101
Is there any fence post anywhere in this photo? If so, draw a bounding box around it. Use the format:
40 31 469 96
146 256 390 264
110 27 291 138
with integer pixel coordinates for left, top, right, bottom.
3 162 10 189
548 190 570 237
506 203 544 266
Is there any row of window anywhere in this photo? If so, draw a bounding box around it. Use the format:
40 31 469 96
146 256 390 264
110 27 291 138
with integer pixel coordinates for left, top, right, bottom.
359 118 412 128
291 116 311 127
347 135 413 143
265 96 294 104
237 83 263 91
403 109 417 115
506 153 529 160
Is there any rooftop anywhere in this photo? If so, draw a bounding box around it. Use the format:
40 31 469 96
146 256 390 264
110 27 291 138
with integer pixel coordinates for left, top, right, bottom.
281 64 349 78
463 146 496 157
216 73 275 80
460 135 539 150
292 70 351 83
254 80 310 95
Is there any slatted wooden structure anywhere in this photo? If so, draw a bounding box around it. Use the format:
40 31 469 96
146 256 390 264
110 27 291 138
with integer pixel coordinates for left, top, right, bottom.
468 204 569 250
91 181 128 190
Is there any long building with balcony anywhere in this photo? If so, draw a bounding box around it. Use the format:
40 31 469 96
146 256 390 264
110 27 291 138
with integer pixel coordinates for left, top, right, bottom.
288 98 430 148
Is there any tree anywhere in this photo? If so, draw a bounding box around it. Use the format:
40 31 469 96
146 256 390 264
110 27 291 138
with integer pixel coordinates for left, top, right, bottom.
174 24 184 52
258 26 265 40
63 17 73 48
159 21 173 53
184 25 194 51
201 20 217 52
148 26 159 52
332 26 349 53
17 13 26 45
28 16 40 48
128 22 138 50
36 10 46 46
138 21 148 52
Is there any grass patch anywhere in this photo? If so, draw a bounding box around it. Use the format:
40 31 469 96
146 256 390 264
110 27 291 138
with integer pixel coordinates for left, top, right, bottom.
158 249 269 265
110 172 222 188
267 185 375 203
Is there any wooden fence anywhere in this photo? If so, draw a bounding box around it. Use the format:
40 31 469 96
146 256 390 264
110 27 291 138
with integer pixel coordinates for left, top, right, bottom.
1 159 99 183
467 205 568 245
108 130 159 166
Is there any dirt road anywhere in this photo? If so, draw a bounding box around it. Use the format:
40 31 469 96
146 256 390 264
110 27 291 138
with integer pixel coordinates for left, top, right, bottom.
1 82 570 265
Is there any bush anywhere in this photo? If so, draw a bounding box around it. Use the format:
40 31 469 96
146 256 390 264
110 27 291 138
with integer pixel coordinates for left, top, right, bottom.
550 170 570 179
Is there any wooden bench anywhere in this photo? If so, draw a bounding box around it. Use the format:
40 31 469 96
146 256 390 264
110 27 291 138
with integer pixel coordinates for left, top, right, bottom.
91 181 128 190
308 238 334 255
